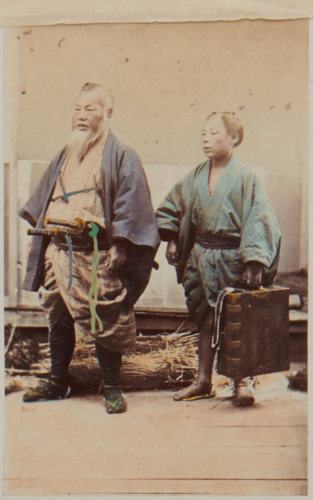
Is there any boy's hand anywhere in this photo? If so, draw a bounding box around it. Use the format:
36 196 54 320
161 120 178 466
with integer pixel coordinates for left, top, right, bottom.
242 261 263 289
166 240 179 266
107 243 127 271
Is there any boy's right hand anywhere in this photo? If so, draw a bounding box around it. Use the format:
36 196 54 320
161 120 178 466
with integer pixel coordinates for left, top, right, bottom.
242 261 263 289
166 240 179 266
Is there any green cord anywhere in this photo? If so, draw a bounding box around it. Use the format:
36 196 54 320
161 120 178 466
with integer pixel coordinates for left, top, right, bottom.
105 398 123 409
88 223 103 334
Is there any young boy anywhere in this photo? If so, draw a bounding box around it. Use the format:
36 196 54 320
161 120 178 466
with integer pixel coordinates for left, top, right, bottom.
156 112 281 406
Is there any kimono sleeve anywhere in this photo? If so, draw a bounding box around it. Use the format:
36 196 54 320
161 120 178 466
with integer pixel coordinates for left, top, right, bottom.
155 180 185 241
111 149 160 251
240 175 281 269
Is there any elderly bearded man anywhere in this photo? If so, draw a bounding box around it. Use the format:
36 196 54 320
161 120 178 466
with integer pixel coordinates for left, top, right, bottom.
19 83 160 414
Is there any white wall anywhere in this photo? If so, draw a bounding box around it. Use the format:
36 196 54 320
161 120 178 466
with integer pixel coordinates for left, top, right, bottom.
4 21 309 309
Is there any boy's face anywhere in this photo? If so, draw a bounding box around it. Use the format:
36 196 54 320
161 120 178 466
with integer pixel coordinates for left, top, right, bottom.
201 115 235 159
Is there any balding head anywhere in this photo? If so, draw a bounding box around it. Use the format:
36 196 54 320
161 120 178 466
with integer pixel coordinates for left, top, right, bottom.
80 83 114 114
68 83 114 163
73 83 114 133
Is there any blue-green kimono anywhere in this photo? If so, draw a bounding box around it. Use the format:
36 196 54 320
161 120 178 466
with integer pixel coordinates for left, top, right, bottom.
156 156 281 326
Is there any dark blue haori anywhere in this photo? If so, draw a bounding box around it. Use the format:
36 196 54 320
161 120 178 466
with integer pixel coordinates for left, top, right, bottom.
19 131 160 307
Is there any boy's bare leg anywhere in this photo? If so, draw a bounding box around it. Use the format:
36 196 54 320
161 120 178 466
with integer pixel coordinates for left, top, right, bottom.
173 311 216 401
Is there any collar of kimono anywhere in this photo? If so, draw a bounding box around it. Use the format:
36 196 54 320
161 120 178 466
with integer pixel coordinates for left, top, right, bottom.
52 130 109 203
209 154 238 177
206 155 239 201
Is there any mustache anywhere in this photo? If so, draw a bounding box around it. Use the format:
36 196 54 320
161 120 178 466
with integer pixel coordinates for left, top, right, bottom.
66 122 105 163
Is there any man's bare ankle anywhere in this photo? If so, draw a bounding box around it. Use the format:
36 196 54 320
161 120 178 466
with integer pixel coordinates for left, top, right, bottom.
197 380 211 388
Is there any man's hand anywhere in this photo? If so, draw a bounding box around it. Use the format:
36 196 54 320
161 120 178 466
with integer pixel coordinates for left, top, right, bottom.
166 239 179 266
242 261 263 289
107 243 127 271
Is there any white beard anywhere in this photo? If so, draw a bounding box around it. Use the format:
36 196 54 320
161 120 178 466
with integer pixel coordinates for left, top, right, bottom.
66 121 106 163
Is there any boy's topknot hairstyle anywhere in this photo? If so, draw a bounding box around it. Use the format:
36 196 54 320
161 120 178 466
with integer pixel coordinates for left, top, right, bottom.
206 111 244 147
80 82 114 111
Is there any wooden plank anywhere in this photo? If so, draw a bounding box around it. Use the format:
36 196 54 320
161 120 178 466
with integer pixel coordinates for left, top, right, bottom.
5 432 307 481
4 390 307 496
4 392 307 480
136 314 194 331
108 391 308 426
5 309 48 327
4 307 308 330
5 409 307 449
4 307 193 331
3 308 308 367
3 478 308 496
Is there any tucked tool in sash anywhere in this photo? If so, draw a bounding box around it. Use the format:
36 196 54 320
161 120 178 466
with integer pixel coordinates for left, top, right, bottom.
27 218 159 333
27 217 91 238
27 217 103 331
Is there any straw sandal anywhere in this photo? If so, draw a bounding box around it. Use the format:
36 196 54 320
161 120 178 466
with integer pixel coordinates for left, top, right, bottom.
103 388 127 414
23 380 71 403
173 382 215 401
232 381 255 407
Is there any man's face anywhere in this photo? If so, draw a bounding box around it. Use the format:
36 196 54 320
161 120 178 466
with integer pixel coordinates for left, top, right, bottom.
201 115 234 159
72 90 104 133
